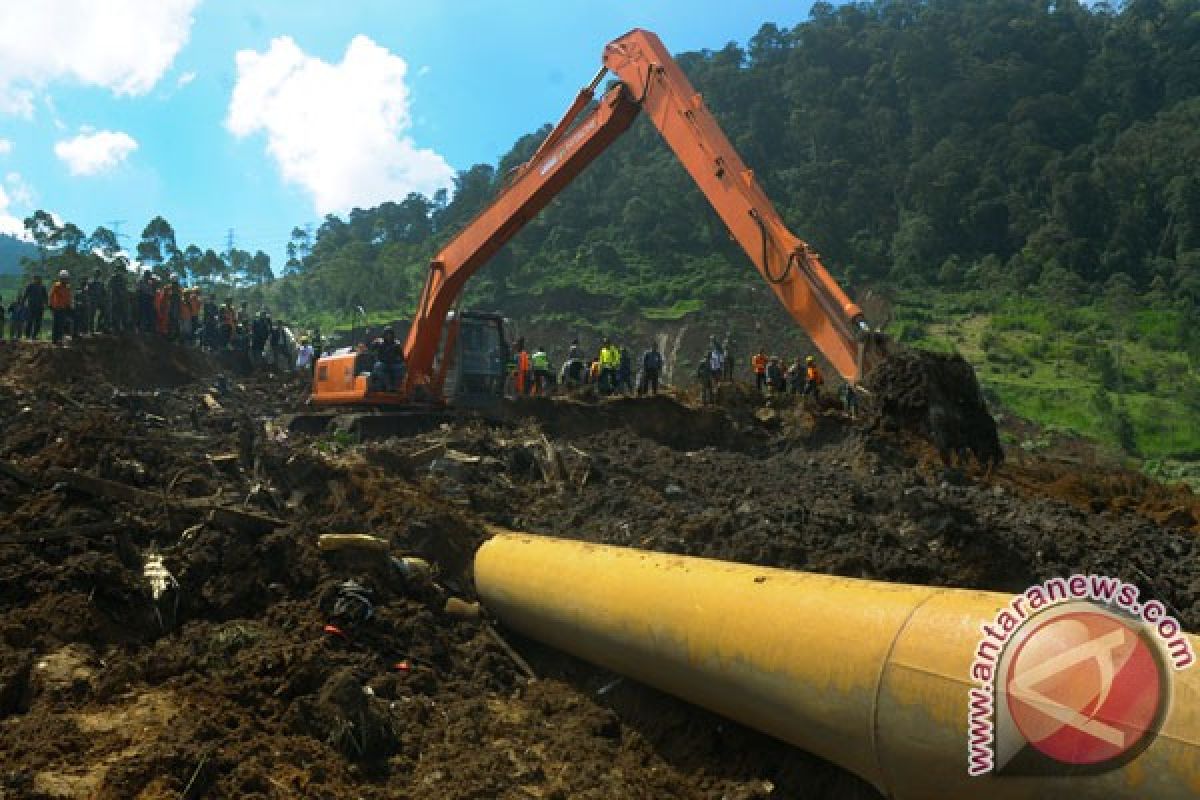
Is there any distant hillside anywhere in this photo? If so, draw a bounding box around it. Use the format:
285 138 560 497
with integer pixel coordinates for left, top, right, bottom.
0 233 36 275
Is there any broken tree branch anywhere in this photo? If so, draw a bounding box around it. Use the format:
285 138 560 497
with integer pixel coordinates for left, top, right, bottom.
483 622 537 682
45 468 285 535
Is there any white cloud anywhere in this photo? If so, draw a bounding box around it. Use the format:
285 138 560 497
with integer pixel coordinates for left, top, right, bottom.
176 70 197 88
54 130 139 175
227 35 454 214
0 138 11 155
5 172 33 206
0 0 199 117
0 185 25 238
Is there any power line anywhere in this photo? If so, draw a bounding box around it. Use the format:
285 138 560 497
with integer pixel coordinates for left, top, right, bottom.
107 219 128 247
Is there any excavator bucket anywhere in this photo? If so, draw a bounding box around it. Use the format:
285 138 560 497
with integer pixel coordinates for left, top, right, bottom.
860 333 1004 466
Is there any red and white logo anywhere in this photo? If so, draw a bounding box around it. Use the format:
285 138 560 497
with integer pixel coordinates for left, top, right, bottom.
992 603 1168 773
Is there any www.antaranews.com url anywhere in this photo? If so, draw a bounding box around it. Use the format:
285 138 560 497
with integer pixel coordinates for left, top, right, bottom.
966 574 1195 777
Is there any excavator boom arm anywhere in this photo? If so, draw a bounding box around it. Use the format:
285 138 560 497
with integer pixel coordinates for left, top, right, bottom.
405 28 867 389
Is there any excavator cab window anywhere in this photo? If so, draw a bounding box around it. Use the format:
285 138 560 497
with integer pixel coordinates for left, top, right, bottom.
447 313 507 407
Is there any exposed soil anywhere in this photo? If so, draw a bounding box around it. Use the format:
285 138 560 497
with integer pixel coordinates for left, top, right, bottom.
0 336 1195 799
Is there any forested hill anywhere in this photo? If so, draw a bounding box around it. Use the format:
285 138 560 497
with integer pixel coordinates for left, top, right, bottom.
277 0 1200 323
0 234 36 275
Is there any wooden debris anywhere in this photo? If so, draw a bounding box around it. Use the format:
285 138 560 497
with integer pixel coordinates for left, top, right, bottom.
402 442 447 470
45 468 284 535
201 393 223 412
318 533 389 554
0 520 122 545
536 434 568 486
204 506 285 536
47 468 163 507
443 597 481 620
483 622 537 682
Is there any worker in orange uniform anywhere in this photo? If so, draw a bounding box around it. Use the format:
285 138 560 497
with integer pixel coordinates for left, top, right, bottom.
752 348 768 393
802 355 824 399
514 338 531 396
48 270 74 345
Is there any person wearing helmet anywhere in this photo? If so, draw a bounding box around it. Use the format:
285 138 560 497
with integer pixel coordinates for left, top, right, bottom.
48 270 73 344
802 355 824 399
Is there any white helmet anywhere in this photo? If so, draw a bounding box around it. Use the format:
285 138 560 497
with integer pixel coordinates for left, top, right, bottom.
58 270 69 279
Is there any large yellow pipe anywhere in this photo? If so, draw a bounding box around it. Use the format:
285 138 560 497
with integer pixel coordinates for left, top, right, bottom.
475 533 1200 800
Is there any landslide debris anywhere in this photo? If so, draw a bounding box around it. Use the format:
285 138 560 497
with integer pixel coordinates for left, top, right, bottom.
0 336 1195 799
864 337 1004 467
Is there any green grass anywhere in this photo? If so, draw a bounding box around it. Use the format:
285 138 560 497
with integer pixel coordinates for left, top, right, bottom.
642 298 703 320
894 290 1200 471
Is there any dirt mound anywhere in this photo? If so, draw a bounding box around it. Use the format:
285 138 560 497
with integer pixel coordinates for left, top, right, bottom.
0 336 219 391
865 341 1003 466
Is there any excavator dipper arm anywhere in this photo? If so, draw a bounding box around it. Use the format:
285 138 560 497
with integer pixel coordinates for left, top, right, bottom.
603 29 868 380
404 28 869 393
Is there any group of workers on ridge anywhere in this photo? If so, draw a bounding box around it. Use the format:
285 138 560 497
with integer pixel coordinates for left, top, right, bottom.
4 266 305 372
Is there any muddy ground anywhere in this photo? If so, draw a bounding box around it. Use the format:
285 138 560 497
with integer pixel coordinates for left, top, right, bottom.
0 336 1197 799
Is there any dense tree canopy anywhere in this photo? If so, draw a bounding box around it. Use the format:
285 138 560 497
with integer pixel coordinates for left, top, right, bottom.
275 0 1200 321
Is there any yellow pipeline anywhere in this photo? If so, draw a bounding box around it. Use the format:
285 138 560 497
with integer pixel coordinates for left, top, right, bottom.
475 533 1200 800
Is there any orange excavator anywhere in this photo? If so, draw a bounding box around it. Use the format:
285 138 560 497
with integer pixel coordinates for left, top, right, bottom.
303 28 1001 463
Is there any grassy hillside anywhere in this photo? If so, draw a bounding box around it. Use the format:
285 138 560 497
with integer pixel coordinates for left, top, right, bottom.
890 289 1200 483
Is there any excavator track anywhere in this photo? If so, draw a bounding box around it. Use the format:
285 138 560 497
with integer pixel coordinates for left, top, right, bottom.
279 409 460 441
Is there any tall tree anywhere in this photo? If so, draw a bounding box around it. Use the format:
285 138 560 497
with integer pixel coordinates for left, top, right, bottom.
137 216 178 271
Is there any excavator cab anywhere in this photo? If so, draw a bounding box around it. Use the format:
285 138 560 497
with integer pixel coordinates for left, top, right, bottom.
438 311 509 408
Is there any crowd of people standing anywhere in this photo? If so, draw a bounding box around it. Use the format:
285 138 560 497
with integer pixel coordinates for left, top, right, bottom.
2 265 295 369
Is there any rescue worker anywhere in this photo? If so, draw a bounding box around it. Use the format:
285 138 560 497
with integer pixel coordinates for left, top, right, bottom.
180 288 198 344
786 356 803 394
752 348 768 393
8 293 25 340
514 338 531 396
251 311 271 362
598 337 620 395
202 295 219 350
840 382 859 418
696 356 715 405
136 273 157 333
639 342 663 396
21 274 47 339
722 333 735 381
76 275 92 335
219 299 236 349
107 265 128 334
707 339 724 386
87 269 105 333
373 327 406 391
48 270 73 344
615 346 633 394
802 355 824 399
564 339 584 387
766 356 785 394
531 346 551 395
588 359 600 385
295 336 315 371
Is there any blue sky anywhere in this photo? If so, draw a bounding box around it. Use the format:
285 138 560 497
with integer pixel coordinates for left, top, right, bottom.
0 1 816 266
